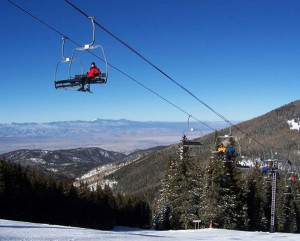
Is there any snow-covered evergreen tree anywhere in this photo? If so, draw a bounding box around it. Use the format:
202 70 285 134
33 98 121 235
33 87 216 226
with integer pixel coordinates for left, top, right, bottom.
201 157 246 229
245 165 268 231
276 175 298 232
154 145 205 229
153 156 177 230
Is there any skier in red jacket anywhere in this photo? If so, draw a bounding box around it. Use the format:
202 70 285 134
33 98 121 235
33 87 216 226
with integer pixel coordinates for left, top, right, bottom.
78 62 101 92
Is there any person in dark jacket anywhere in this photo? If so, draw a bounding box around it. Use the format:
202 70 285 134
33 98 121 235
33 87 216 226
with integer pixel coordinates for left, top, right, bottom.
78 62 101 91
226 143 235 161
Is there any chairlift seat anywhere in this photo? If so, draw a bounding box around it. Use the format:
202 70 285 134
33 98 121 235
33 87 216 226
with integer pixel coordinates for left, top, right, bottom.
55 73 107 89
236 164 251 169
182 140 202 146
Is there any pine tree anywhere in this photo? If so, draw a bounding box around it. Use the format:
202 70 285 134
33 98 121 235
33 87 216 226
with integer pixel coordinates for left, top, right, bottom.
153 156 177 229
154 144 205 230
245 165 268 231
201 158 246 229
200 157 220 228
0 160 5 197
276 175 298 232
171 157 203 229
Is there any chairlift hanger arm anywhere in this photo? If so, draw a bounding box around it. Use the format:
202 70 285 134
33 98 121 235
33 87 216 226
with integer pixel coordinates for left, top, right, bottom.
76 16 98 50
67 12 108 82
61 36 68 61
88 16 96 47
54 37 84 82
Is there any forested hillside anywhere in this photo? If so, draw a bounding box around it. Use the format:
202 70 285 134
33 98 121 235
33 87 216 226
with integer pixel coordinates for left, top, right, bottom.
103 101 300 232
232 100 300 160
0 148 126 179
151 100 300 231
104 101 300 200
154 150 300 231
0 160 151 230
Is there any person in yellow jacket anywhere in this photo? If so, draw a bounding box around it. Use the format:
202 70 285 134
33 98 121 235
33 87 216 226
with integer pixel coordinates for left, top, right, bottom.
217 143 226 158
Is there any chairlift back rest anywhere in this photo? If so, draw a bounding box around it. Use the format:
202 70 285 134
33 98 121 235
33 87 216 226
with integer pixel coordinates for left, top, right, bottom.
90 73 107 84
74 73 107 78
77 73 107 83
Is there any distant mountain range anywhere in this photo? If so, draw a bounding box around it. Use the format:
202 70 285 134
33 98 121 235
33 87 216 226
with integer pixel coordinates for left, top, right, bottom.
0 119 230 154
1 101 300 203
76 100 300 201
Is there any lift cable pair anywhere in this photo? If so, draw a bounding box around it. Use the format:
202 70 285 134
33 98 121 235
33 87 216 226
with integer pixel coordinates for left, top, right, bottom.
6 0 215 132
64 0 267 153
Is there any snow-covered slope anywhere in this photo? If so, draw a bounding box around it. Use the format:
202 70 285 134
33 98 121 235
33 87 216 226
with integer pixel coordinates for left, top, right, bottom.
288 119 300 131
0 219 298 241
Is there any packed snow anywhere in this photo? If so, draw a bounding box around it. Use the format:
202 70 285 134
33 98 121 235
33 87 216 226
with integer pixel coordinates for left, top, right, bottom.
287 119 300 131
0 219 299 241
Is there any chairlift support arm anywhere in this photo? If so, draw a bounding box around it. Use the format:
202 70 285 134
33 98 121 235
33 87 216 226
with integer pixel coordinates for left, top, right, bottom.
88 16 96 47
61 36 69 61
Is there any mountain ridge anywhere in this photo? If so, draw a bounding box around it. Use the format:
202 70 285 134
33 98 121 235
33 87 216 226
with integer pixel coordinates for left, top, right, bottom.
1 101 300 203
0 119 231 154
100 100 300 201
0 147 126 179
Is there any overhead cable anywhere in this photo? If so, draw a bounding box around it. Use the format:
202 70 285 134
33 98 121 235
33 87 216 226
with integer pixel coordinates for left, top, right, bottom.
64 0 266 149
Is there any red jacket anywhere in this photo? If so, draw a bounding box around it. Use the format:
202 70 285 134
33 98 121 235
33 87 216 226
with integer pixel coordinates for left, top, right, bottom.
87 66 101 78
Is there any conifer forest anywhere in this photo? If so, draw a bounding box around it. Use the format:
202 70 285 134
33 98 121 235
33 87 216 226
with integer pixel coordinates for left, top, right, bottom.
0 160 151 230
153 143 300 232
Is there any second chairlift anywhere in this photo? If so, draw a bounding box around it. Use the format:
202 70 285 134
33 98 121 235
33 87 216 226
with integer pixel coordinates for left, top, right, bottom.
212 126 249 168
181 116 203 147
179 116 203 159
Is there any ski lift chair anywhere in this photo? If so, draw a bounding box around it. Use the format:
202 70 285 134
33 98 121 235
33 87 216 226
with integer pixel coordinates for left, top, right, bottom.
54 17 108 91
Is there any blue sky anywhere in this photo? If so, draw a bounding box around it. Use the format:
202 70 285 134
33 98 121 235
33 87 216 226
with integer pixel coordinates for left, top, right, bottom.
1 0 299 125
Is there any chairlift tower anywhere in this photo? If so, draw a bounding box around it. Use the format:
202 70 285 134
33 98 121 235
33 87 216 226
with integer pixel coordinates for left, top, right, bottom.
262 154 296 233
268 157 288 233
270 160 278 233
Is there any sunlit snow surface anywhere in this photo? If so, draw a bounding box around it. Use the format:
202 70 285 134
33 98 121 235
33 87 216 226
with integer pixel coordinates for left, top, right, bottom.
1 219 299 241
287 119 300 131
